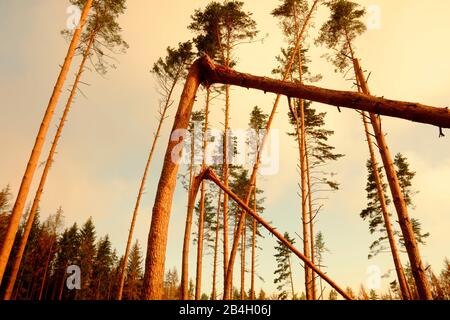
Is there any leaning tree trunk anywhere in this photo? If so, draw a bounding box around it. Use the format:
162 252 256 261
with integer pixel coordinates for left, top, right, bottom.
361 111 412 300
204 168 352 300
353 58 432 300
0 0 93 285
117 68 180 301
142 60 202 300
2 30 96 299
143 55 449 299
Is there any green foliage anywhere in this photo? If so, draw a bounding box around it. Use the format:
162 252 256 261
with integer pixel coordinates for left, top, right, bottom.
273 232 295 300
328 289 338 300
189 1 258 64
316 0 366 72
152 41 195 84
63 0 129 75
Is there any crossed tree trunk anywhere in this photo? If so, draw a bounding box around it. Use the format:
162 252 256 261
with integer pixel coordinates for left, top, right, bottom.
142 55 450 300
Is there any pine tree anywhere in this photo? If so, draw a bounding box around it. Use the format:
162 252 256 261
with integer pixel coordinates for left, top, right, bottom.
124 240 143 300
92 235 114 299
0 0 94 284
248 106 268 300
274 232 296 300
317 0 432 300
118 41 193 300
188 1 258 300
78 218 96 300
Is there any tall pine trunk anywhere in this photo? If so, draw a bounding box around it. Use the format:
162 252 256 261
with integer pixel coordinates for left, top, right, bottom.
195 88 211 299
0 0 93 284
211 190 222 300
2 31 96 299
305 147 316 300
117 68 179 301
361 111 411 300
250 185 257 300
181 125 197 299
353 58 432 300
143 61 202 300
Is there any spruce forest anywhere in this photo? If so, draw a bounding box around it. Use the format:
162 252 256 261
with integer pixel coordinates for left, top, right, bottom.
1 0 449 301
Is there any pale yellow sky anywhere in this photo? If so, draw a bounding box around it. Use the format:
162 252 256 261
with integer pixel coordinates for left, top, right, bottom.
0 0 449 297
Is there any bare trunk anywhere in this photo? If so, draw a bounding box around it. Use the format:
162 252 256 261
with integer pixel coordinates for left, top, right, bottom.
204 168 352 300
0 0 93 285
240 218 246 300
38 240 55 300
117 67 179 301
142 60 201 300
250 188 257 300
288 254 295 299
195 88 210 300
361 113 411 300
2 30 96 300
195 181 206 300
353 58 432 300
305 148 316 300
180 128 196 299
211 190 222 300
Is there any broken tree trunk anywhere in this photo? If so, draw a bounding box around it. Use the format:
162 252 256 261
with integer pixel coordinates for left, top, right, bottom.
203 167 352 300
353 58 432 300
143 54 447 299
199 57 450 128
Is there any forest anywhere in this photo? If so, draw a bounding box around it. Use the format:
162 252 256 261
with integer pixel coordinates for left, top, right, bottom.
0 0 449 301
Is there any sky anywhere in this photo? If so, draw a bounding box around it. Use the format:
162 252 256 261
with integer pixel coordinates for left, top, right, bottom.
0 0 449 298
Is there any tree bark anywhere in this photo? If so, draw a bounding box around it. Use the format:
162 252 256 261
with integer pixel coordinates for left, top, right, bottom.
361 111 411 300
143 60 201 300
2 31 96 300
180 127 196 299
211 190 222 300
250 186 257 300
305 148 317 300
117 66 180 301
143 54 447 299
204 168 352 300
195 88 210 300
0 0 94 285
353 58 432 300
200 57 450 128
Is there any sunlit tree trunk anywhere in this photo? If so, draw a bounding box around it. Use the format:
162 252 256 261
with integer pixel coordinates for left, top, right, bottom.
195 88 211 299
211 190 222 300
117 63 180 301
250 186 257 300
305 148 316 300
353 58 432 300
2 31 96 300
143 61 202 300
361 111 411 300
181 126 196 300
0 0 93 285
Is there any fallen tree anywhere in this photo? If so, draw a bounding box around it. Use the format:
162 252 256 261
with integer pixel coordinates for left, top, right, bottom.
142 55 449 300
